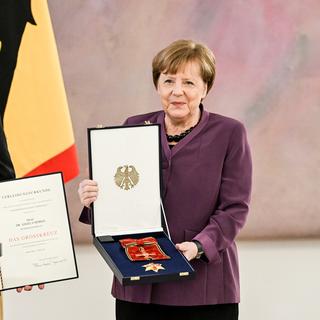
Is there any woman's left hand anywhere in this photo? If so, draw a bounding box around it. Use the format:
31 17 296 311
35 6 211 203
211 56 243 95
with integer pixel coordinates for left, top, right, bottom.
175 241 198 261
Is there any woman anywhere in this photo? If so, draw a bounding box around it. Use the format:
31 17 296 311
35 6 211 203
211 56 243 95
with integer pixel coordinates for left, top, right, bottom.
78 39 252 320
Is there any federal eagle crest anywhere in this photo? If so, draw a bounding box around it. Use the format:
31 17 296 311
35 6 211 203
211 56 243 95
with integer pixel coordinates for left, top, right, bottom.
114 165 139 190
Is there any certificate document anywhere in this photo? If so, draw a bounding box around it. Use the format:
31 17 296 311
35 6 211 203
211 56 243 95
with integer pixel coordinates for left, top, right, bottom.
89 124 162 236
0 173 78 291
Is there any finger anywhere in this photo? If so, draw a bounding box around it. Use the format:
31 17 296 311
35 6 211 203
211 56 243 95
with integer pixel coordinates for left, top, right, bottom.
184 253 192 261
78 186 99 196
81 184 99 192
16 287 23 293
83 197 97 208
79 188 99 206
175 243 183 251
81 189 99 197
175 242 188 251
79 179 98 188
80 191 99 201
176 242 197 261
78 187 99 199
176 246 192 261
24 285 33 291
81 179 98 185
38 284 45 290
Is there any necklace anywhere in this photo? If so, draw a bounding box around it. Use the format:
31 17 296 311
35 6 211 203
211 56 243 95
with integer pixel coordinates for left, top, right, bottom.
166 126 195 143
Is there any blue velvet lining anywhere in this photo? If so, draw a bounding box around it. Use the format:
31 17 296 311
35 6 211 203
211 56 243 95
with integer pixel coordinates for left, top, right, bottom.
99 232 194 278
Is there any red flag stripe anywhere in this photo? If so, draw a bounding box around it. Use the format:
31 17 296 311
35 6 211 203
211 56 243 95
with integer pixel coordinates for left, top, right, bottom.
24 144 79 183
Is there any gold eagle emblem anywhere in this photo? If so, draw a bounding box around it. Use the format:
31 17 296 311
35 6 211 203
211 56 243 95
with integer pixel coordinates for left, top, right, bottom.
114 165 139 190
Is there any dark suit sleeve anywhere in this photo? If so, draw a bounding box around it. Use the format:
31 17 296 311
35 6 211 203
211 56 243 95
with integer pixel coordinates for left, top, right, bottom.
79 206 92 225
193 122 252 263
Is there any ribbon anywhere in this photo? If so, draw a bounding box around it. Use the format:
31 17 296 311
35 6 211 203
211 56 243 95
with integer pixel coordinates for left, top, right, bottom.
119 237 170 261
120 237 157 248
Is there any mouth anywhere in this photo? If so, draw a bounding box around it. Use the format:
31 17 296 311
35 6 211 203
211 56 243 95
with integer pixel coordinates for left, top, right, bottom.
170 102 186 107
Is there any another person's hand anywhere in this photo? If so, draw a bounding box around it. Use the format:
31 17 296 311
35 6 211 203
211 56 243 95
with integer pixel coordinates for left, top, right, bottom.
78 179 99 208
175 241 198 261
16 284 45 293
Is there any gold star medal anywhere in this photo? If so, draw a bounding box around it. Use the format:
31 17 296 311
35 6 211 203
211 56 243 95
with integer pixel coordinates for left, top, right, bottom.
142 263 165 272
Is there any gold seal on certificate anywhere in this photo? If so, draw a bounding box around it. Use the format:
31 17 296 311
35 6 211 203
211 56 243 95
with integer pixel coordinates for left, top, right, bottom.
114 165 139 190
142 263 165 273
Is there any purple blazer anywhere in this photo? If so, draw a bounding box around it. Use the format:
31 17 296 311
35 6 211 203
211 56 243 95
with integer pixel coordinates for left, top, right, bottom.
80 105 252 306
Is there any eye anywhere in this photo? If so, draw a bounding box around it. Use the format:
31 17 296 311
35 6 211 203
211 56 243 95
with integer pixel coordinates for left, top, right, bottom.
164 79 173 84
185 80 194 86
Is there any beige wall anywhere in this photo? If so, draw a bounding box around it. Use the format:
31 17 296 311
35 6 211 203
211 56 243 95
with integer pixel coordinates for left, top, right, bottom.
47 0 320 242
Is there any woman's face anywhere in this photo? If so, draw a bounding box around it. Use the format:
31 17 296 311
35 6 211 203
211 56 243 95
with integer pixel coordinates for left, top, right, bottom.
157 60 207 124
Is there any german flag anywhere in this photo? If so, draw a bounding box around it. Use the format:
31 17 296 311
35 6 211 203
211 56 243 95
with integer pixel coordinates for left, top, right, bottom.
1 0 78 183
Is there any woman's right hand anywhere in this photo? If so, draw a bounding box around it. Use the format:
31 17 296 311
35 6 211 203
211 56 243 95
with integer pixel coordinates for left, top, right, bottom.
78 179 99 208
16 284 45 293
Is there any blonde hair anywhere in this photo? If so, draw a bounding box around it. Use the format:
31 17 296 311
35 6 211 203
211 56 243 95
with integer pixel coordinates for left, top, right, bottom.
152 39 216 94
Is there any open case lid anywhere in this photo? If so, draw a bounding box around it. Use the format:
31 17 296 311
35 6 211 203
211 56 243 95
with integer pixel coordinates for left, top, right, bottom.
88 124 163 237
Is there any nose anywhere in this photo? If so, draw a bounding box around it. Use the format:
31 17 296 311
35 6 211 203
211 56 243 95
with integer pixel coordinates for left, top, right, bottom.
172 82 183 96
